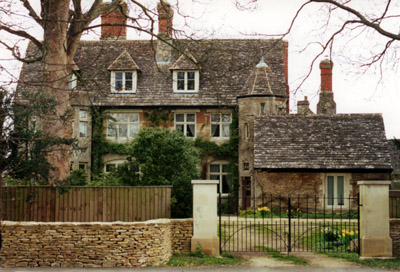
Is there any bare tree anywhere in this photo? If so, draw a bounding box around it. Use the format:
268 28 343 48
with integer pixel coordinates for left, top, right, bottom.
0 0 175 182
286 0 400 80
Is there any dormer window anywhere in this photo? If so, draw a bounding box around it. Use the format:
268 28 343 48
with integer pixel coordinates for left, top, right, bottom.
173 70 199 93
111 71 137 93
107 49 140 94
170 49 200 93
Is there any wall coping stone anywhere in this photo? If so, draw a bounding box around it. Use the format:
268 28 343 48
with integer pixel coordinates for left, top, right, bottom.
191 180 219 185
0 218 193 226
358 180 391 185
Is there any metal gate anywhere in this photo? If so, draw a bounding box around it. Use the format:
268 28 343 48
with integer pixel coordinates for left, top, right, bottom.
218 194 360 254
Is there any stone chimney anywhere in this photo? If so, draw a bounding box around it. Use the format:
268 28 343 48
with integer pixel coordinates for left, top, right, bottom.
317 59 336 114
100 0 128 40
156 0 174 64
297 96 313 115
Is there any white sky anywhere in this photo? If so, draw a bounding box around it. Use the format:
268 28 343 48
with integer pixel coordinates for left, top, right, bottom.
0 0 399 138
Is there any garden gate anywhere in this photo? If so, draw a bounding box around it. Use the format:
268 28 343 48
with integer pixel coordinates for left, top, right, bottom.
218 194 360 254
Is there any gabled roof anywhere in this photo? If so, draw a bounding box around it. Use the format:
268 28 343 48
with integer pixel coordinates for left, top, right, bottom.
254 114 392 170
19 39 287 107
107 49 140 71
169 49 198 70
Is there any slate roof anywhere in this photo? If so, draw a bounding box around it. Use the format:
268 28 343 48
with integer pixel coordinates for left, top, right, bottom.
240 65 285 97
169 49 199 70
107 49 140 71
19 39 287 107
388 140 400 170
254 114 392 170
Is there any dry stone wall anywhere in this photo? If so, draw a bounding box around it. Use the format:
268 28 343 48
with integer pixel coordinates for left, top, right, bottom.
0 219 193 268
390 219 400 257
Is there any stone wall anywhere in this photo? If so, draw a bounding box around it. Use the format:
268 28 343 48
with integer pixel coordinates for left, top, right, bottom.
390 219 400 257
0 219 193 268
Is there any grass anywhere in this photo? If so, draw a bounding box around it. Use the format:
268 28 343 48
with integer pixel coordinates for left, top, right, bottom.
256 246 308 265
324 252 400 269
166 253 244 267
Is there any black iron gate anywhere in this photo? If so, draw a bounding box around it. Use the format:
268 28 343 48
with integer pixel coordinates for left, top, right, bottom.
218 194 360 254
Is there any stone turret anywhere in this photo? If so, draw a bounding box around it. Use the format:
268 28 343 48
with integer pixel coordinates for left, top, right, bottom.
237 49 288 208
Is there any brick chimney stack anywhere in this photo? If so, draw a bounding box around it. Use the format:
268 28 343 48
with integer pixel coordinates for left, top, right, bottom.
157 0 174 37
100 0 128 40
156 0 173 64
317 59 336 114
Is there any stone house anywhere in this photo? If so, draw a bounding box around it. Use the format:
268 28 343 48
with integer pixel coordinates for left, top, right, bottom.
18 0 392 207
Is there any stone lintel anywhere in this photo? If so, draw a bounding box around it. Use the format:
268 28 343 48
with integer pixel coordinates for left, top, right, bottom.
191 180 219 185
358 180 391 186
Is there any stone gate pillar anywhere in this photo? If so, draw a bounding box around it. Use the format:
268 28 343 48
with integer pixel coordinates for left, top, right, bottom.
358 180 392 258
191 180 219 256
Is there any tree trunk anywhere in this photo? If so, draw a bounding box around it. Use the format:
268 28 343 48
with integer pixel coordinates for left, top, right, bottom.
42 0 73 183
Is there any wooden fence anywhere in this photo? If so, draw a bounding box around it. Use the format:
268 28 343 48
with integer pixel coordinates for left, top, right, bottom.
390 190 400 218
0 186 171 222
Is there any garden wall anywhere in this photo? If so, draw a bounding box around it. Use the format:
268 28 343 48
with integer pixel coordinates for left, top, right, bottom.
0 219 193 268
390 219 400 257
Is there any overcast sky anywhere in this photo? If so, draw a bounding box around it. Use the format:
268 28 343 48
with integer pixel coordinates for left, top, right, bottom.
0 0 399 138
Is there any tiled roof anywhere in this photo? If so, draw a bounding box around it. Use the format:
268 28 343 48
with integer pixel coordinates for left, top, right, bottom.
19 39 287 107
388 140 400 170
169 49 199 70
240 65 285 97
254 114 392 170
107 49 140 71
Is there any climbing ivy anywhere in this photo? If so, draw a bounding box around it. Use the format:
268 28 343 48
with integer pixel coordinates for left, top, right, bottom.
91 107 239 204
91 108 130 176
193 108 239 206
143 107 172 127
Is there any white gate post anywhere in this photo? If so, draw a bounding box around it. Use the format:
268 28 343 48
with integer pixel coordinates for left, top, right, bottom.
191 180 220 256
358 180 392 258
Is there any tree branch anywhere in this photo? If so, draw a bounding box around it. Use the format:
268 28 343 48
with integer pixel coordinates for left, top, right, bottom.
0 24 42 50
20 0 43 28
311 0 400 40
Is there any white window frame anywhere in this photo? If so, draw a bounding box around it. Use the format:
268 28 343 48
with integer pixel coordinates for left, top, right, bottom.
325 174 349 207
209 161 230 196
211 113 231 138
69 73 77 90
173 70 199 93
175 113 196 138
106 112 140 141
79 110 88 138
111 71 137 93
104 160 126 173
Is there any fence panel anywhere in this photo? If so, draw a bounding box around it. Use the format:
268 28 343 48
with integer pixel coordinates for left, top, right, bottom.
0 186 172 222
390 190 400 218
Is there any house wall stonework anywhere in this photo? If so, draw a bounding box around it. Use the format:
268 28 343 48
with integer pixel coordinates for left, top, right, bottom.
390 219 400 257
254 171 390 197
0 219 193 268
254 172 324 197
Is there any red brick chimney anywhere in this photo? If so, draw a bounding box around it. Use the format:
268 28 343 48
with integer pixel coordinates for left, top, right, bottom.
320 58 333 91
317 59 336 114
100 1 128 40
157 0 174 37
